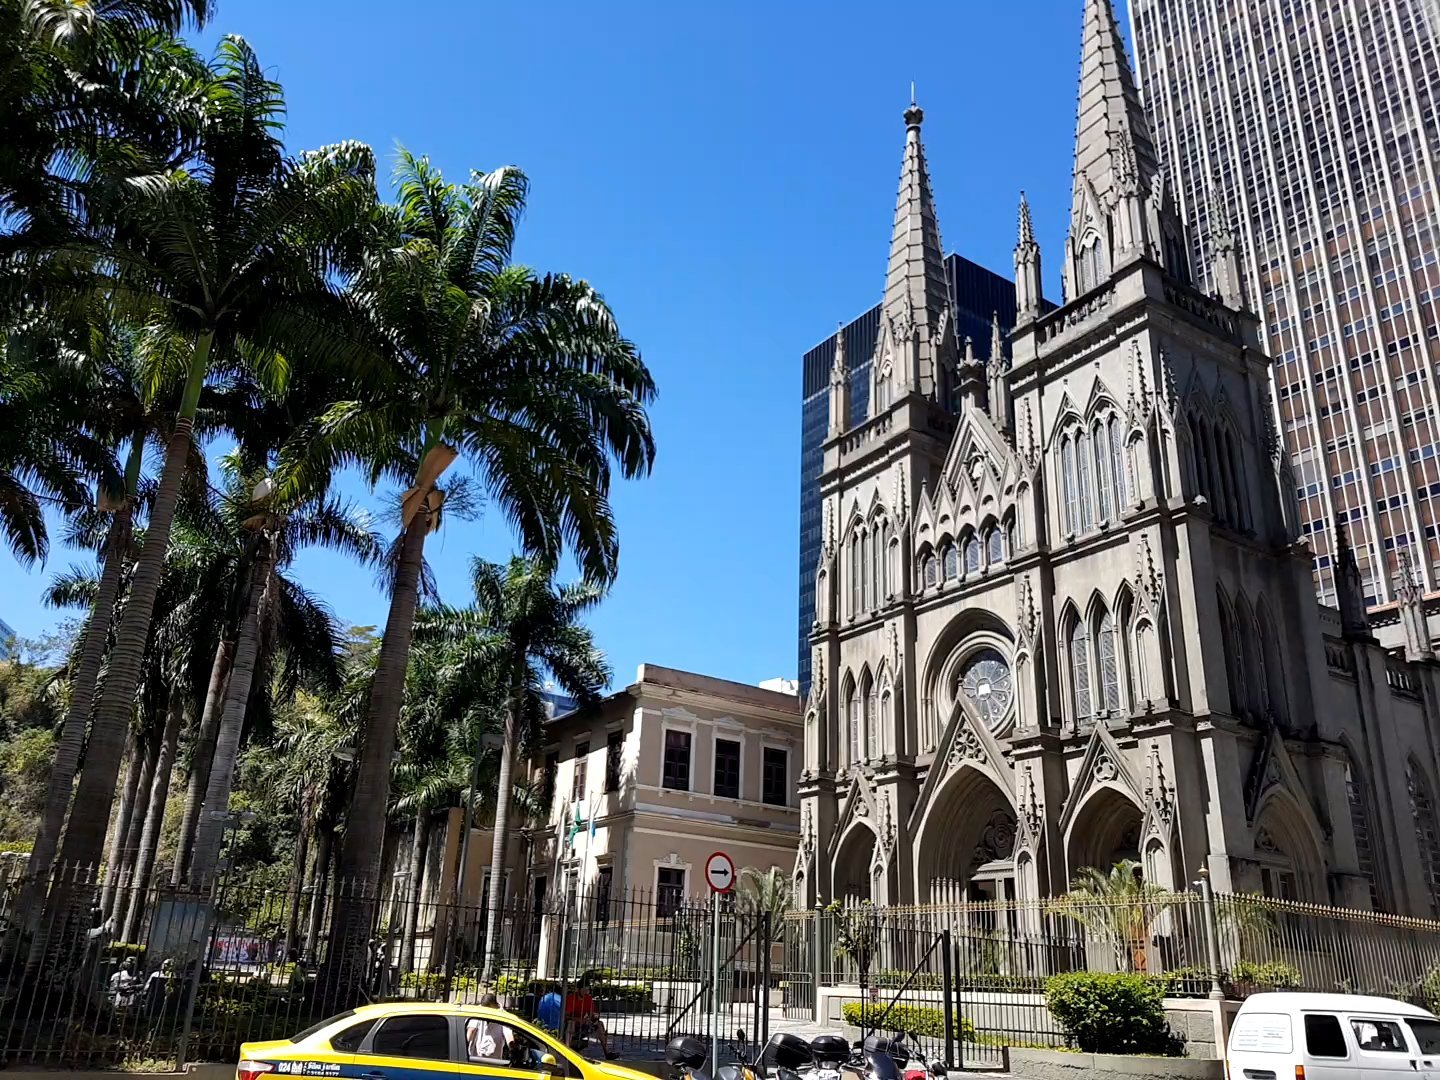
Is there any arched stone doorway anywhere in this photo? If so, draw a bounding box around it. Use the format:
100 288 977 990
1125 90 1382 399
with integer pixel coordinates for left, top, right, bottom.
1066 786 1143 885
1252 794 1325 901
915 766 1017 904
833 823 877 904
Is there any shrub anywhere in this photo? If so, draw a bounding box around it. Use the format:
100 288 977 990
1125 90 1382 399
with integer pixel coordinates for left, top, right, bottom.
493 972 532 996
1043 972 1181 1056
841 1002 976 1043
1230 960 1301 990
398 971 477 995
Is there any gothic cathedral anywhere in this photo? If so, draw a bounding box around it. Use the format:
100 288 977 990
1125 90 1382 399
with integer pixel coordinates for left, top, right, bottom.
796 0 1440 918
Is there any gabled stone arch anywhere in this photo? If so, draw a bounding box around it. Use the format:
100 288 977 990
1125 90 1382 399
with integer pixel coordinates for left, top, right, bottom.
1060 725 1146 879
913 760 1018 903
1252 786 1328 901
833 818 879 904
1046 390 1085 450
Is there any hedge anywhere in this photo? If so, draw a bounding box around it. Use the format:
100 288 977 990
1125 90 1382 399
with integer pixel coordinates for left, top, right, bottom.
399 971 478 995
1043 972 1182 1056
840 1002 976 1043
1229 960 1301 990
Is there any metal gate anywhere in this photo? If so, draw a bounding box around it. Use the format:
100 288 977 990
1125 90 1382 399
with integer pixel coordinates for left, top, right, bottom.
779 910 816 1020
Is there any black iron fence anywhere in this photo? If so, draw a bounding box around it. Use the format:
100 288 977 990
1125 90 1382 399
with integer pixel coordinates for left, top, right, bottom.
0 866 779 1070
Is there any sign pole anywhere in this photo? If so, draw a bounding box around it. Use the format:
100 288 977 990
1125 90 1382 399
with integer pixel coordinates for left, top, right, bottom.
712 887 722 1077
703 850 735 1079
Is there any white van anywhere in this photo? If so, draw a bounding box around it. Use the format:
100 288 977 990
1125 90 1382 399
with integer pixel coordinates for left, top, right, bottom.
1227 992 1440 1080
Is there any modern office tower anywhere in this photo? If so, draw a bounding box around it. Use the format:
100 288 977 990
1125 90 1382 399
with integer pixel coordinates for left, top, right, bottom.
1128 0 1440 607
798 254 1018 693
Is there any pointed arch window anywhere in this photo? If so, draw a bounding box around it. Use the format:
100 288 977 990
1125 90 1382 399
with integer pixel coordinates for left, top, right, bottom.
922 551 938 588
863 679 877 761
986 525 1003 566
1218 590 1239 711
1076 430 1094 531
1062 435 1079 535
1097 609 1121 714
846 683 861 766
1006 512 1020 553
1077 232 1104 293
1407 761 1440 916
941 543 958 581
849 535 862 616
964 532 981 574
1109 416 1127 510
1345 761 1382 910
1069 615 1093 722
1095 420 1115 524
880 521 893 600
861 530 872 611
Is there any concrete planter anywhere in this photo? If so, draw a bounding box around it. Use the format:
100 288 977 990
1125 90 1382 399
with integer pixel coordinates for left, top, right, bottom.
1010 1048 1224 1080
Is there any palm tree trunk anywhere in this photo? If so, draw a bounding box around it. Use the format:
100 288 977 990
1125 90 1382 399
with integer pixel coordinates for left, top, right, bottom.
108 716 160 918
479 703 517 983
305 827 333 961
326 505 430 986
118 691 183 942
21 504 133 913
283 797 313 961
189 551 273 885
45 332 214 934
399 809 429 975
172 636 233 886
99 733 145 915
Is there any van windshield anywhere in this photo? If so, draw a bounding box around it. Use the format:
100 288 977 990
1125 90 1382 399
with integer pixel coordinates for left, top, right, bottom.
1407 1019 1440 1056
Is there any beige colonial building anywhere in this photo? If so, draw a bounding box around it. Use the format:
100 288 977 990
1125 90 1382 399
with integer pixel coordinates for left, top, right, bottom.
798 0 1440 918
526 664 802 909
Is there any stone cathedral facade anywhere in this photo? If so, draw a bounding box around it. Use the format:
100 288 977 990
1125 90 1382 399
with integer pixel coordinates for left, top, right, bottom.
795 0 1440 919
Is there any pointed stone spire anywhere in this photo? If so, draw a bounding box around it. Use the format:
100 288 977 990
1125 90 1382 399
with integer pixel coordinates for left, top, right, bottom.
1335 521 1373 640
988 313 1012 434
1208 177 1246 310
1014 191 1043 322
876 97 956 402
956 335 986 413
827 324 851 439
1395 548 1434 661
1065 0 1162 291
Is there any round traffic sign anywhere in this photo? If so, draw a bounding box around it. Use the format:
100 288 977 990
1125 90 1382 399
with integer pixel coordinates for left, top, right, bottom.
704 851 735 893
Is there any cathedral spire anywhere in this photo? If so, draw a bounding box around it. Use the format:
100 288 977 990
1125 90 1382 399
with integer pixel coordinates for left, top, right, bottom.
1335 521 1373 640
827 324 851 439
1208 177 1246 310
988 312 1012 435
877 97 955 402
1395 548 1434 661
1014 191 1043 321
1065 0 1162 294
957 335 986 412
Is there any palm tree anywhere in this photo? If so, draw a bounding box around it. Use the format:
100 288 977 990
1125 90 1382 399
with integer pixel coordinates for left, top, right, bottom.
185 454 380 885
738 867 793 949
248 689 358 959
21 316 182 903
416 556 609 982
0 335 114 567
1046 859 1175 972
22 38 378 913
285 154 654 978
0 0 210 229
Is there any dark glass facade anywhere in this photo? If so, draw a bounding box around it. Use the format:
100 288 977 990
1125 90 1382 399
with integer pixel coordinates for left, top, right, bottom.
797 253 1022 693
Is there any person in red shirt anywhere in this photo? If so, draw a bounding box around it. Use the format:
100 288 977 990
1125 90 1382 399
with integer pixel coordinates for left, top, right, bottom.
564 971 616 1059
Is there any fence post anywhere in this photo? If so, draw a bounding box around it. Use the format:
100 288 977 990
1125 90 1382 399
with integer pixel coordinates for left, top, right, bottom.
1197 864 1224 1000
176 876 219 1070
760 911 772 1051
812 903 823 1020
941 927 955 1071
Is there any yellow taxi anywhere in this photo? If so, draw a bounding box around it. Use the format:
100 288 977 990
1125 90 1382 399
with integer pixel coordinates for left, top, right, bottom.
237 1001 656 1080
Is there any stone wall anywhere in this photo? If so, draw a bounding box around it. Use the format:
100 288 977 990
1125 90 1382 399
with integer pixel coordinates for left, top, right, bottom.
1010 1048 1225 1080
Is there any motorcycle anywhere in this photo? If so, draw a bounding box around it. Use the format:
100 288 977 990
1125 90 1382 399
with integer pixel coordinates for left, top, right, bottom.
666 1030 813 1080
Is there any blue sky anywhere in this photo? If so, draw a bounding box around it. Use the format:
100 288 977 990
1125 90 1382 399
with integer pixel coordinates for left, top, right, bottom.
3 0 1121 688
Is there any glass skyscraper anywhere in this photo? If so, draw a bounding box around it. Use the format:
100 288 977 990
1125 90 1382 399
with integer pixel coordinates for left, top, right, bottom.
797 253 1019 692
1129 0 1440 606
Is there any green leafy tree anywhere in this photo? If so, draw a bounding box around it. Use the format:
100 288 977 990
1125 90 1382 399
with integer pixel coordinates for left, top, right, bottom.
1046 859 1174 972
23 38 378 916
415 557 609 981
286 154 654 980
738 867 792 948
827 899 880 984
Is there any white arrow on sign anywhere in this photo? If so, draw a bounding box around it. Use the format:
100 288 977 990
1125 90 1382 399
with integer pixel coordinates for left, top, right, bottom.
704 851 735 893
